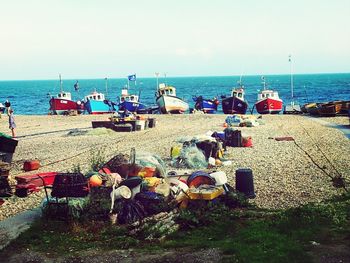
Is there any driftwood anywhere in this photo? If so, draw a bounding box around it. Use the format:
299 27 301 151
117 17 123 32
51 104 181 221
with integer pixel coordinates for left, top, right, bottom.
128 209 180 241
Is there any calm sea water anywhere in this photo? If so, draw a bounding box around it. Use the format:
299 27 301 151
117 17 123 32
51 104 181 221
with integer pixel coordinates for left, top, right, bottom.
0 74 349 115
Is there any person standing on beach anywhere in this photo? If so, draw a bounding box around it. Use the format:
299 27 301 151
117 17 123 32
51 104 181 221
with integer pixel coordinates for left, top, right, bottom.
7 108 16 138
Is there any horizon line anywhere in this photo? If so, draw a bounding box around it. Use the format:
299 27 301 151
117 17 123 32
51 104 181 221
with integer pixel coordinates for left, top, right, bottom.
1 71 350 82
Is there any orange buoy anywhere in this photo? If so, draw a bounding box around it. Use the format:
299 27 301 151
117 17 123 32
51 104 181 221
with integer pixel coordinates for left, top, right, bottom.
89 174 103 187
223 123 228 127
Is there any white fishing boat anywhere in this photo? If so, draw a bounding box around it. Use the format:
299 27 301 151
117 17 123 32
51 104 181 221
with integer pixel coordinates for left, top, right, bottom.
155 73 189 114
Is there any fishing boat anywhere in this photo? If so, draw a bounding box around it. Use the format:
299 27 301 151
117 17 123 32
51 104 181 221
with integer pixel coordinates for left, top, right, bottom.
317 102 342 117
155 74 189 114
221 78 248 114
340 100 350 115
155 83 189 114
284 55 302 114
192 96 219 114
304 102 320 116
84 91 116 114
254 77 283 114
84 78 116 114
49 74 84 115
118 75 148 113
118 89 147 113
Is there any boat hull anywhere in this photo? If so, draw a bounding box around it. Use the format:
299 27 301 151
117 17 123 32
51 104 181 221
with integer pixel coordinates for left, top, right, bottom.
49 98 84 115
118 101 147 113
221 96 248 114
255 98 283 114
85 100 115 114
156 95 189 114
317 102 342 117
193 97 219 114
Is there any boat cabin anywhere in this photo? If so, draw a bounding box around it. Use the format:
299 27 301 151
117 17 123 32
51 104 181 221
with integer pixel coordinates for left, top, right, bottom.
119 89 139 104
231 88 245 100
84 91 105 102
157 83 177 97
56 92 72 101
120 94 139 103
257 90 280 101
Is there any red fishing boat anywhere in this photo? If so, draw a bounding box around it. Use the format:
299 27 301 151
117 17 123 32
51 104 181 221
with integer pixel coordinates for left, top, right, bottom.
49 75 84 115
255 77 283 114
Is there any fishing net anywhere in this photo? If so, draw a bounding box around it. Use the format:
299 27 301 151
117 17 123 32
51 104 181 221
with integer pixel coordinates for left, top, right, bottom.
135 152 167 178
172 145 207 169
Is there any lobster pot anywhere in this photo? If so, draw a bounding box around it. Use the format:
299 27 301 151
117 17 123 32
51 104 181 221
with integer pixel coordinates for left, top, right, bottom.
235 168 256 199
51 173 89 198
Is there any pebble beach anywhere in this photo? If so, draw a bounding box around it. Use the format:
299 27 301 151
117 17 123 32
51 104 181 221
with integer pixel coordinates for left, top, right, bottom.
0 114 349 221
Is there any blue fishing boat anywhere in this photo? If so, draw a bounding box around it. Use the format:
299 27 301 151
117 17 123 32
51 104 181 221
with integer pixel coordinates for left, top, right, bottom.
84 91 116 114
192 96 219 114
118 88 147 113
83 78 116 114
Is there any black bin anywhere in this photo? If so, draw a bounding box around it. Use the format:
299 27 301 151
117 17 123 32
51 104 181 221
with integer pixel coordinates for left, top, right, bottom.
148 118 156 128
235 168 256 198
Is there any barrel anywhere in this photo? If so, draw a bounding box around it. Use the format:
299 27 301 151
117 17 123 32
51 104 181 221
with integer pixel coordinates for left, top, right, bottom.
235 168 256 198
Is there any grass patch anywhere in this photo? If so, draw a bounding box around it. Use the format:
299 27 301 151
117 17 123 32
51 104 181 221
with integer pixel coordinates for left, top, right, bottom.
1 192 349 262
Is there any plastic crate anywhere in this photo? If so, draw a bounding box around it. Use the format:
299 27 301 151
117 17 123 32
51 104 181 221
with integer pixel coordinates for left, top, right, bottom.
187 186 224 200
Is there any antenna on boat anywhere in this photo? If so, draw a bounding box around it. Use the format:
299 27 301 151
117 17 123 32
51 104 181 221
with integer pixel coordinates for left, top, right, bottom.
289 55 294 105
59 74 63 92
164 73 167 86
155 72 160 90
261 76 266 90
105 77 108 98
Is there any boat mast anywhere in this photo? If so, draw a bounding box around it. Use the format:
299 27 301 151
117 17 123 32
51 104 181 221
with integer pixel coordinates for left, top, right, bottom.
289 55 294 105
59 74 63 93
261 76 266 90
239 74 243 88
105 77 108 98
155 72 160 91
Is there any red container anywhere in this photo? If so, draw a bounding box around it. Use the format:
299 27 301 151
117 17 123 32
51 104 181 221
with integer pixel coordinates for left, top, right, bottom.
23 160 41 172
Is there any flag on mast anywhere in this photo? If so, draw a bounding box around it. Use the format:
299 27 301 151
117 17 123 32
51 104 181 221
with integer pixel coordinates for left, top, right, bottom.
128 74 136 81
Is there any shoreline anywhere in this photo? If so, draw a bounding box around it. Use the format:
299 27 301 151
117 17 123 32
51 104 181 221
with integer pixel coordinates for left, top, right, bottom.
0 114 349 221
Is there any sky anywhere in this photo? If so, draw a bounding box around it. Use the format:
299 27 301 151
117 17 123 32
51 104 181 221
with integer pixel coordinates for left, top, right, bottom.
0 0 349 80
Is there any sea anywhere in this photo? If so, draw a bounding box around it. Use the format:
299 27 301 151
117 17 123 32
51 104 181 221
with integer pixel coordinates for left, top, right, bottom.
0 73 350 115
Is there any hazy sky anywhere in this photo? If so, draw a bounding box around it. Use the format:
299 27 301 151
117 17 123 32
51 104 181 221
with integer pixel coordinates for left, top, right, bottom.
0 0 349 80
